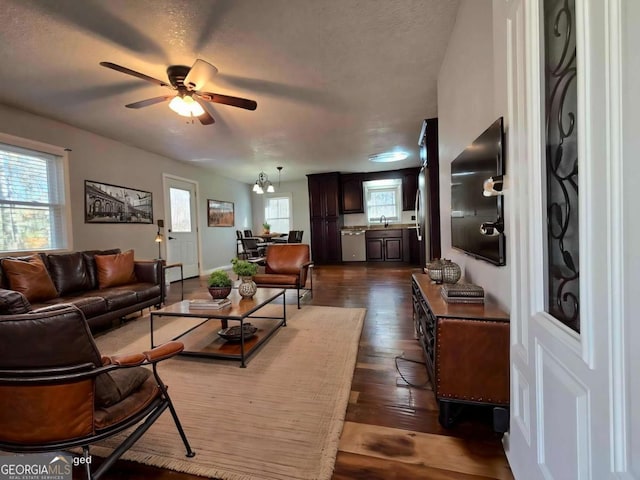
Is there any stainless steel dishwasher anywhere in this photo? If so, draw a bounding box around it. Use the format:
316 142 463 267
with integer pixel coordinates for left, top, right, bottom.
341 229 366 261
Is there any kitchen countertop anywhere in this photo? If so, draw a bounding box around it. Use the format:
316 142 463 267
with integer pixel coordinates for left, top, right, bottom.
341 223 418 231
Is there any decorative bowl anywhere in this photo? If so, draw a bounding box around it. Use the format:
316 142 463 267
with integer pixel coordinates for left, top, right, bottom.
218 323 258 342
208 286 232 299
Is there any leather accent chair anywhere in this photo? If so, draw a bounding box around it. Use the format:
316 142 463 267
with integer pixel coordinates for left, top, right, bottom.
252 244 313 308
0 304 195 479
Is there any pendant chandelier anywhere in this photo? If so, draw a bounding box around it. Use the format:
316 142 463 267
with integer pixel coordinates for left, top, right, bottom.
252 167 282 194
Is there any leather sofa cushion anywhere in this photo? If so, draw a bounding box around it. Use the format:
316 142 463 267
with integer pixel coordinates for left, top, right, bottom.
95 366 151 408
99 289 139 310
126 283 161 303
33 295 108 318
82 249 121 289
48 252 92 295
0 255 58 302
95 250 136 289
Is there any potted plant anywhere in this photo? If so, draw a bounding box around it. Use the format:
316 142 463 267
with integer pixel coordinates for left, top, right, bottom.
262 222 271 234
207 269 233 299
231 258 258 299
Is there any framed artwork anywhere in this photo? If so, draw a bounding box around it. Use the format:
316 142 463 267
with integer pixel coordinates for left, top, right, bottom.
85 180 153 224
208 199 234 227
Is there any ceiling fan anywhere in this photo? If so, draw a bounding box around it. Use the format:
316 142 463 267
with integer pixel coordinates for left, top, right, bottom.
99 59 257 125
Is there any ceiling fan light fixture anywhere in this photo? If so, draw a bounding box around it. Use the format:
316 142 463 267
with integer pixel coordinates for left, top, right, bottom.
168 95 205 117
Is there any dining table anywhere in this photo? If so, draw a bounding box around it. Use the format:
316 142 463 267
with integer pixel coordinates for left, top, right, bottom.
255 232 287 241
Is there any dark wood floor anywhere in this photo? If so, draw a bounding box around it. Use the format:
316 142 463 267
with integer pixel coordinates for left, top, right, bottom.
96 264 513 480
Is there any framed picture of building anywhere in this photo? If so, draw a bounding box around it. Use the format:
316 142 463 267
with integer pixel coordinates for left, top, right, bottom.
85 180 153 224
207 199 234 227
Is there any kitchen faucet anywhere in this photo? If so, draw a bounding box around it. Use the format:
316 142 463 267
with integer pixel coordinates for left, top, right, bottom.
380 215 389 228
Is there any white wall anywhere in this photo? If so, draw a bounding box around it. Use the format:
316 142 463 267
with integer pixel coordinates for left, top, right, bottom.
437 0 510 309
250 179 310 242
0 103 253 272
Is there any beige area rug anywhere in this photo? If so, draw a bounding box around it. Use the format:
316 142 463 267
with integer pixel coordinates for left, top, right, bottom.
92 304 366 480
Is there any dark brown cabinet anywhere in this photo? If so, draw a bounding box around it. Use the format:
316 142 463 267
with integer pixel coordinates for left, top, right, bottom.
365 229 404 262
411 273 509 429
401 168 419 211
308 173 343 264
340 174 364 214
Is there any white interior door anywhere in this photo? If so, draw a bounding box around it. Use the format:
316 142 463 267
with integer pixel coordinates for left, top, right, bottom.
502 0 637 478
163 175 199 280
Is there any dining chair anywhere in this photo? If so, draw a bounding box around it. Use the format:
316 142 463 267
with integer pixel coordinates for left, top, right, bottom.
236 230 244 257
240 238 266 259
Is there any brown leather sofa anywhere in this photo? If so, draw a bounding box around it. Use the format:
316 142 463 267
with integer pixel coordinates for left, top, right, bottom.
253 244 313 308
0 249 162 332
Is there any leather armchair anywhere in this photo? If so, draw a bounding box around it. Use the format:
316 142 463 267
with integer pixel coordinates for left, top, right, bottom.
0 304 195 479
252 244 313 308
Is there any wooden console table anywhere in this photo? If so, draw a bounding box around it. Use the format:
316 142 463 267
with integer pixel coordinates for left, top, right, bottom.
411 273 510 429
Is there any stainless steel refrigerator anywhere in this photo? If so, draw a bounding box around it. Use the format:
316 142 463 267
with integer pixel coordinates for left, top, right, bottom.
416 118 440 265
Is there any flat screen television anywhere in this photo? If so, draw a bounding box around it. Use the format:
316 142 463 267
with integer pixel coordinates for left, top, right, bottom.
450 117 505 266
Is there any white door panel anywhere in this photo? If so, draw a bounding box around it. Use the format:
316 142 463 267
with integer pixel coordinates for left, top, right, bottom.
163 176 200 280
500 0 638 478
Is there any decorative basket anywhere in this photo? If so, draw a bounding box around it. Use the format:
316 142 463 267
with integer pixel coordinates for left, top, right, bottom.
441 260 461 284
426 259 444 284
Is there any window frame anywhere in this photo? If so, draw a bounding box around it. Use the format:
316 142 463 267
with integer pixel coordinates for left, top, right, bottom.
263 193 292 234
363 179 403 224
0 132 72 254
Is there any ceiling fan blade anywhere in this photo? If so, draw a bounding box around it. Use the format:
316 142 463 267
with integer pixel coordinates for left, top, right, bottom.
198 92 257 111
198 111 215 125
193 97 215 125
125 95 174 109
100 62 170 88
184 59 219 92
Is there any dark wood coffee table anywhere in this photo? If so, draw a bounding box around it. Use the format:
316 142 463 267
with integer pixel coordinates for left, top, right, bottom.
150 287 286 367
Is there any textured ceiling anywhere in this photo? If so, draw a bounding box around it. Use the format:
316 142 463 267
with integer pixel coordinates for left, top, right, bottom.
0 0 459 184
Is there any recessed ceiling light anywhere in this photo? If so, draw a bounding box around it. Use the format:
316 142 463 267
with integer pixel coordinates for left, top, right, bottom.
368 151 409 163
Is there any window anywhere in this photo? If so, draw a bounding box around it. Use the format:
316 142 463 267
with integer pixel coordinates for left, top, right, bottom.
169 187 192 232
363 179 402 224
0 134 70 253
264 195 291 234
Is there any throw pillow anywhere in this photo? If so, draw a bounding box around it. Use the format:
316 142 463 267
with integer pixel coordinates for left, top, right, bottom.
95 367 151 408
47 252 92 295
95 250 136 289
82 248 121 289
0 255 58 302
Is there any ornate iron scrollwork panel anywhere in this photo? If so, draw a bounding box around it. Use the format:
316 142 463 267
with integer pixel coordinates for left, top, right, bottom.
544 0 580 332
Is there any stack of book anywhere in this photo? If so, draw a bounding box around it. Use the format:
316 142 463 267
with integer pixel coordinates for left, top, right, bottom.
188 298 232 310
440 283 485 304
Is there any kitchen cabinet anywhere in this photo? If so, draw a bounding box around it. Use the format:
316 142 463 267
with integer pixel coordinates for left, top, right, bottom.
308 173 343 264
401 168 420 211
408 228 421 265
340 173 364 214
365 229 404 262
411 273 509 429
